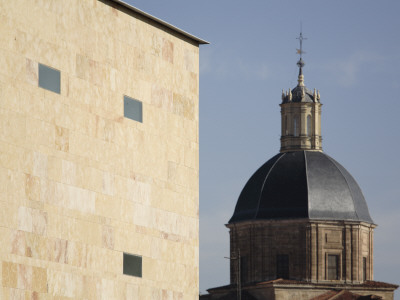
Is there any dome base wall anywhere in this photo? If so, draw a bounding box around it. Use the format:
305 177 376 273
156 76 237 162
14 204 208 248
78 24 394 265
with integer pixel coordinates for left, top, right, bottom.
227 220 375 285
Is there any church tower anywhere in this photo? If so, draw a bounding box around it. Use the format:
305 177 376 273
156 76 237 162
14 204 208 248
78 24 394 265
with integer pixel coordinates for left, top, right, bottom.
201 33 398 300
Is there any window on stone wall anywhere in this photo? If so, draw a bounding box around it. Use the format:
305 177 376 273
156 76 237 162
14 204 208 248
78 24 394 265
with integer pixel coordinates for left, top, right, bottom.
123 253 142 277
276 254 289 279
293 116 299 136
327 254 339 280
307 115 311 136
38 63 60 94
124 96 143 123
285 115 288 135
363 257 367 281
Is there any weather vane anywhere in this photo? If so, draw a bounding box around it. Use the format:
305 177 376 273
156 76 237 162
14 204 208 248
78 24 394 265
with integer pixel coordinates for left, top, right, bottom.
296 23 307 70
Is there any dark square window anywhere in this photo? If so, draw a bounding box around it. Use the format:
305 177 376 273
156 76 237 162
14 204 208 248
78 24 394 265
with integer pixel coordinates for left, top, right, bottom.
124 96 142 122
327 254 339 280
276 254 289 279
38 63 60 94
123 253 142 277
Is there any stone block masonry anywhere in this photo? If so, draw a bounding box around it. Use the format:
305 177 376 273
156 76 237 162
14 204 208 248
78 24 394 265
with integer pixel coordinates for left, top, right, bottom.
227 220 374 284
0 0 203 298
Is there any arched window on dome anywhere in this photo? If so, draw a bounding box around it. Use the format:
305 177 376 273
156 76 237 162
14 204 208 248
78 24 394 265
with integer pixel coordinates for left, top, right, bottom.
294 115 299 137
285 115 288 135
307 115 312 136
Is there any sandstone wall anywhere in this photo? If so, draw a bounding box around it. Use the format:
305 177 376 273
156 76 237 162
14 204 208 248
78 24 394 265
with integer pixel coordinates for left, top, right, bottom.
0 0 200 298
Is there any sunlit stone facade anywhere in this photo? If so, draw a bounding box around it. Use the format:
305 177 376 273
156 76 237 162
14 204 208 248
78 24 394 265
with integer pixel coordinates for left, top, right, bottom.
0 0 205 298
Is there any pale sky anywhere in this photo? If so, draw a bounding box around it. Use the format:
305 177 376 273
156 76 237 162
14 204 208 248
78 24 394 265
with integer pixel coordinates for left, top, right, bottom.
124 1 400 297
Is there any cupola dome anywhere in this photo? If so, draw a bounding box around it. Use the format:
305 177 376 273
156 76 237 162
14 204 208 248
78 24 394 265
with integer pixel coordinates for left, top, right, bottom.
229 151 373 224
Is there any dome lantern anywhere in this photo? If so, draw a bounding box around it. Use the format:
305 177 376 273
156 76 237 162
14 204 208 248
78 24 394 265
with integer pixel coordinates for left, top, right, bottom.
280 32 322 152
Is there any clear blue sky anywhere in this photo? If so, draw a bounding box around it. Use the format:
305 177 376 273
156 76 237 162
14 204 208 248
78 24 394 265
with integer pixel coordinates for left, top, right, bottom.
125 0 400 297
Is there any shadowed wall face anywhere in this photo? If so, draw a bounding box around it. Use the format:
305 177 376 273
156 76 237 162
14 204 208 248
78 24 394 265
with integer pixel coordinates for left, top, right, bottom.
228 221 374 284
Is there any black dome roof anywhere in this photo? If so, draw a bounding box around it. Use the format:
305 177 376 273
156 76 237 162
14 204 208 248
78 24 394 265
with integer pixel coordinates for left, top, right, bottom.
282 86 315 103
229 151 373 224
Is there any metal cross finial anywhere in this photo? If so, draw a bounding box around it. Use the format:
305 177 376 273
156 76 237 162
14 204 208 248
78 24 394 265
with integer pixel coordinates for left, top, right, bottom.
296 25 307 72
296 24 307 60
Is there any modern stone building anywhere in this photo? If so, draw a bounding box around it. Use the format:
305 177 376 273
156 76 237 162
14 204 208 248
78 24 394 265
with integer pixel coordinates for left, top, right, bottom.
0 0 206 298
201 36 397 300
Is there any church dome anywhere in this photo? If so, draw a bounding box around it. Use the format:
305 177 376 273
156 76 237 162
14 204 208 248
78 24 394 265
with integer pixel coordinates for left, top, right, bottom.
229 151 373 224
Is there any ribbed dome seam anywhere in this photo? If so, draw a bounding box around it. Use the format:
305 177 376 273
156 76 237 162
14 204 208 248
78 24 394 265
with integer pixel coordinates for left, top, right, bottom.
253 153 285 219
324 154 359 220
303 151 310 219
